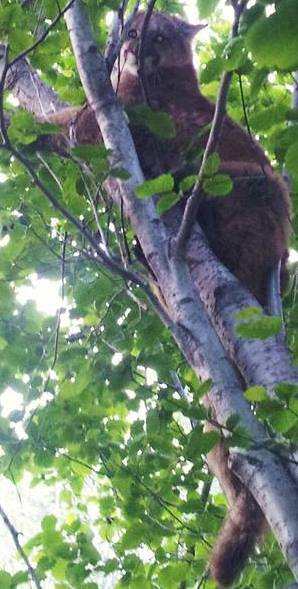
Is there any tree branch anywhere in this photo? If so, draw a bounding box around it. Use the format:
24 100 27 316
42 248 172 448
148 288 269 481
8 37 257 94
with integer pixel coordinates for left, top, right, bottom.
138 0 158 106
5 51 66 115
9 0 77 69
184 221 298 386
0 42 146 293
0 502 42 589
175 0 248 252
105 0 142 75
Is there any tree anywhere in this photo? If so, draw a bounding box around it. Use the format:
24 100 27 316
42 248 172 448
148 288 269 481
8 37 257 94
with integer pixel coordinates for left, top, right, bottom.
1 1 298 588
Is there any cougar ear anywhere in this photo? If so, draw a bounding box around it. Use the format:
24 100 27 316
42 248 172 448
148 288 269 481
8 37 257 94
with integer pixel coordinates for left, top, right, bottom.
179 21 207 39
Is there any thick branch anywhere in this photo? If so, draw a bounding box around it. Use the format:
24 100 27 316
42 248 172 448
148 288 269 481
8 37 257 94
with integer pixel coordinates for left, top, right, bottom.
1 0 76 116
64 2 250 420
230 449 298 579
5 53 66 115
186 224 298 386
164 206 298 389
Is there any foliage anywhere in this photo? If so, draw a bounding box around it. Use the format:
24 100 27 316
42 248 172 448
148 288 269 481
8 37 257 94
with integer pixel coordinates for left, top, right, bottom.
0 1 297 588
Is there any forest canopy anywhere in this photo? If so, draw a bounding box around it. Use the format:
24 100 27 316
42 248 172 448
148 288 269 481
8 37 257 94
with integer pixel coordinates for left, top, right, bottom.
1 1 298 588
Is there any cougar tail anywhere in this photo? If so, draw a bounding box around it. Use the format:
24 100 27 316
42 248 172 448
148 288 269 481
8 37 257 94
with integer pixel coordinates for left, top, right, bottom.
209 489 266 587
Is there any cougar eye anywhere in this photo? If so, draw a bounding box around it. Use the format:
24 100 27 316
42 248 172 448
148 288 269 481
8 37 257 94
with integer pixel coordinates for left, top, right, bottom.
128 29 138 39
155 34 164 43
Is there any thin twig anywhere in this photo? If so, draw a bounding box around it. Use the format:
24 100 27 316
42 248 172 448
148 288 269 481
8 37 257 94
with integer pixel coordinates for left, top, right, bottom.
120 197 131 266
0 43 9 145
0 503 42 589
171 369 197 428
105 0 140 75
51 232 67 370
36 151 63 191
175 1 248 252
1 144 146 288
0 44 144 287
238 73 266 175
8 0 77 69
196 568 209 588
138 0 157 106
105 0 127 74
28 223 62 260
79 170 109 250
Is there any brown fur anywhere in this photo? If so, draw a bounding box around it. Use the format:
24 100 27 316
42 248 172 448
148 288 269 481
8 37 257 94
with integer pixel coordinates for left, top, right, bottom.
41 12 290 306
38 12 291 585
207 443 266 586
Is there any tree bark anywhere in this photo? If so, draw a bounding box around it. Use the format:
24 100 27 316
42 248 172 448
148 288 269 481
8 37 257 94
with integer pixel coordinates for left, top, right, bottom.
3 48 66 115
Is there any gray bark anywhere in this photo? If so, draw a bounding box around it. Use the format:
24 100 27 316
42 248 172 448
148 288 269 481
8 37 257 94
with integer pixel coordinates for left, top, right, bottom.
231 449 298 582
186 223 298 387
164 207 298 388
3 46 66 115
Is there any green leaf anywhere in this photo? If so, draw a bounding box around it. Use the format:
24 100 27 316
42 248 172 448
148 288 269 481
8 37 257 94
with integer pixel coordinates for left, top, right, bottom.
0 337 8 351
0 570 12 589
223 37 247 71
156 192 180 214
200 58 223 84
179 175 197 192
197 0 220 18
187 427 219 459
0 282 14 313
204 152 220 176
195 378 212 399
269 408 297 434
246 0 298 70
225 413 240 431
235 306 262 320
245 386 268 402
52 559 68 580
250 69 268 99
0 417 11 436
11 571 28 586
120 524 146 549
275 382 298 403
203 174 233 196
129 105 176 139
42 515 57 532
236 315 282 339
250 104 288 132
135 174 174 199
8 111 37 145
60 371 91 400
71 144 110 160
285 142 298 180
110 167 131 180
158 562 188 586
